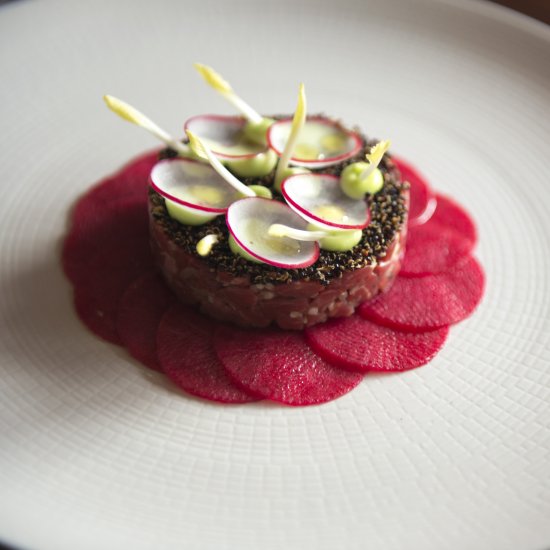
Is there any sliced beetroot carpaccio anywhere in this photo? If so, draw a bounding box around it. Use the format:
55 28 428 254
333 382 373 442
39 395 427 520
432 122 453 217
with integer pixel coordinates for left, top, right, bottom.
81 149 160 209
393 156 436 226
62 199 150 284
428 193 478 247
116 272 174 371
400 223 472 277
157 305 258 404
66 201 154 344
70 219 154 345
359 256 485 332
305 315 449 372
66 188 143 257
74 287 121 345
64 149 159 258
214 326 364 406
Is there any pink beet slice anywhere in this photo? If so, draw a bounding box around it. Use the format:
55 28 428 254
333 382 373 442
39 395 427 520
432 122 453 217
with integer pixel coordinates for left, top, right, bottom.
393 156 435 226
113 149 160 193
74 287 120 345
214 327 364 406
400 223 472 277
359 256 485 331
157 305 258 404
74 244 155 346
117 272 174 371
305 315 449 373
82 149 160 208
67 189 144 256
70 219 154 345
428 193 478 247
62 199 150 284
65 149 158 254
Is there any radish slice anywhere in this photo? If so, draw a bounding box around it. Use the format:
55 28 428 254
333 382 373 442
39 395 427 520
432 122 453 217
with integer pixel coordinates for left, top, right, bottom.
268 116 362 169
281 173 370 230
226 197 319 268
150 158 242 214
184 115 267 159
185 130 255 198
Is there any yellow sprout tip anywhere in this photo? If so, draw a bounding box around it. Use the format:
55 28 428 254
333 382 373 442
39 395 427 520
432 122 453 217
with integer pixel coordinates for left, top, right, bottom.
193 63 232 94
290 83 307 134
297 83 306 119
185 129 207 159
103 95 140 125
366 140 391 165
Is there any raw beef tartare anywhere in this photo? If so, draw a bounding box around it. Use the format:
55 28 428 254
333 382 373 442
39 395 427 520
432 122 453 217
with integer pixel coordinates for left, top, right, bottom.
149 133 408 330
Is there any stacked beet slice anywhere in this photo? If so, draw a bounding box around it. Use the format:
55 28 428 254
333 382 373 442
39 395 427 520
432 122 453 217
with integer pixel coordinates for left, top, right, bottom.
62 152 485 406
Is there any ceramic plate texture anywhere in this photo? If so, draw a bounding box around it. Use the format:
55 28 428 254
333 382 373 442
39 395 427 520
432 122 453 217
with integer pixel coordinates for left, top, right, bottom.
0 1 549 549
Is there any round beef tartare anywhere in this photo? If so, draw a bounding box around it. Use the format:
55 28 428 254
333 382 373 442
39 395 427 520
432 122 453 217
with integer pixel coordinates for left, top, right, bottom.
149 139 408 330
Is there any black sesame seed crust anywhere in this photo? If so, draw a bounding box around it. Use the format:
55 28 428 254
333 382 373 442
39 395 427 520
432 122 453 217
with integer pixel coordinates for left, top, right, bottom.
151 121 407 286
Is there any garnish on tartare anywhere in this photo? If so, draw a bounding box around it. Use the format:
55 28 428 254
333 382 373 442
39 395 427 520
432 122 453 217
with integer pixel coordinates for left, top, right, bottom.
105 71 392 269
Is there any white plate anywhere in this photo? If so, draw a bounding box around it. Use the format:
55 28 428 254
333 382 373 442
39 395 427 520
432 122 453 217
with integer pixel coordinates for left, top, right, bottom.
0 1 549 549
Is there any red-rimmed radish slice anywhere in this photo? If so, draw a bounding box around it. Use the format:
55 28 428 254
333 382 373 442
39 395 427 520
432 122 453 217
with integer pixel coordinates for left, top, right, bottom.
281 173 370 230
359 256 485 331
150 158 243 225
392 156 436 226
185 130 256 198
214 326 363 406
226 197 319 268
268 116 362 169
305 315 449 373
157 305 259 404
184 115 267 159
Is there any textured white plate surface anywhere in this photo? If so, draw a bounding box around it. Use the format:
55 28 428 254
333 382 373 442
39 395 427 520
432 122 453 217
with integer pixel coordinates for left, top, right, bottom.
0 1 549 549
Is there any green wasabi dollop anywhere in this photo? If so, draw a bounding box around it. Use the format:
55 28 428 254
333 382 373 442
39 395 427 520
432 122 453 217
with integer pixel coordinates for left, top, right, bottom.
247 185 273 199
307 223 363 252
243 117 275 145
340 163 384 199
225 149 278 178
228 234 263 263
166 200 216 226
